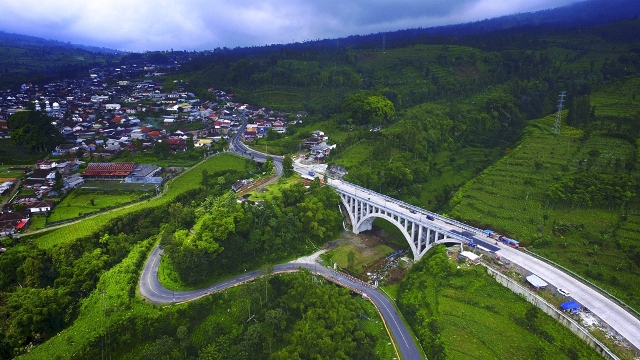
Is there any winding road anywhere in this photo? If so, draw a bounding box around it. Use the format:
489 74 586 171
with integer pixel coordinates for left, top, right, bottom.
139 245 423 359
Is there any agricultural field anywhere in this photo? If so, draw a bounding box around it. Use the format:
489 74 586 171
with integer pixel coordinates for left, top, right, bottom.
590 76 640 118
80 180 158 191
419 147 501 211
23 153 247 249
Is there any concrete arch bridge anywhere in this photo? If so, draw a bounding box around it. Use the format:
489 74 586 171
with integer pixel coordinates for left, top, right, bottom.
328 179 482 260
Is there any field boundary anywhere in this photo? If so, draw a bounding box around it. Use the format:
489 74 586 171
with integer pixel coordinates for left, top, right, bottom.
486 266 619 360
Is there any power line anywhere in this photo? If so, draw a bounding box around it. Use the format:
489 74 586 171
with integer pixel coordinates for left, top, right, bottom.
552 91 566 135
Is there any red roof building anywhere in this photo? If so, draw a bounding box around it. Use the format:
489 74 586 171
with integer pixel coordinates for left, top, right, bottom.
82 162 135 179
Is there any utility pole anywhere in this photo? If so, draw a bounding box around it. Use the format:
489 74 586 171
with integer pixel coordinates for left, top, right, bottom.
552 91 566 135
382 35 386 53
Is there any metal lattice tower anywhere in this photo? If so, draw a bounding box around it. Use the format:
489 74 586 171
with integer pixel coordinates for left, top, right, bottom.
552 91 566 135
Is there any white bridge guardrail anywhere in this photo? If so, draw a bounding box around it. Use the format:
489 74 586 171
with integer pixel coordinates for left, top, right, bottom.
338 181 474 246
343 177 640 322
340 180 487 237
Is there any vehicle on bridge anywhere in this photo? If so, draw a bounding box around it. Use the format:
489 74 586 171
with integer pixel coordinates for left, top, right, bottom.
501 237 519 247
426 215 435 221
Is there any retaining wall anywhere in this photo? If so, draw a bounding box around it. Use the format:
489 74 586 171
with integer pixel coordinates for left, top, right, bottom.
486 266 619 360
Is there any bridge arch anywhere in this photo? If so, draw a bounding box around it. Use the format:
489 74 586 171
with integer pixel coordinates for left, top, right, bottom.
336 190 467 260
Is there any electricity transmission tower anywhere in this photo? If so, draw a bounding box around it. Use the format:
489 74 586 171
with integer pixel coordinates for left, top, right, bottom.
552 91 566 135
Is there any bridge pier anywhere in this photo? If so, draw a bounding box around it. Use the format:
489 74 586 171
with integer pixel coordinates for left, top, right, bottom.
336 187 468 261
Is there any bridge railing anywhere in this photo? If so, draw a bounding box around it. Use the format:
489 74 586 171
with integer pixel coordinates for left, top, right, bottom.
336 179 487 238
335 182 473 245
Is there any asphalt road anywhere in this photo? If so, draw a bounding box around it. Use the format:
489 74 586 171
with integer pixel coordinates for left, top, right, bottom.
139 245 423 359
322 177 640 349
229 117 283 179
495 244 640 348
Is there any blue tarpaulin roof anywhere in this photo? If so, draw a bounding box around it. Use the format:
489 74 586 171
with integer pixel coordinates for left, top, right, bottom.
560 301 581 311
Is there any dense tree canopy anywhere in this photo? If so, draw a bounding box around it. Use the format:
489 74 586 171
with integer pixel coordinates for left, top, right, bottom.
342 91 396 126
7 111 63 152
162 183 342 286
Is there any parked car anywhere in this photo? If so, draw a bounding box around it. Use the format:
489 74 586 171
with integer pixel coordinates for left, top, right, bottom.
410 209 417 214
426 215 435 221
558 288 570 297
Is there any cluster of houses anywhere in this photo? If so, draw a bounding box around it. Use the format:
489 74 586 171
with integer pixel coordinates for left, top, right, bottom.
0 157 164 235
301 130 335 163
0 60 309 160
0 59 334 234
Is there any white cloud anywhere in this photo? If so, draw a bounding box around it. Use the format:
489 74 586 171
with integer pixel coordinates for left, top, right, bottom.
0 0 582 51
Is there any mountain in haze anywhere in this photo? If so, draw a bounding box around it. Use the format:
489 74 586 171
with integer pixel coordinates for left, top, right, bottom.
0 31 122 54
1 0 638 91
297 0 640 51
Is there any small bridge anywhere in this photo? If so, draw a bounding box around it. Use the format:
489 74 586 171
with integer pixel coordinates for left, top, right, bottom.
328 179 483 260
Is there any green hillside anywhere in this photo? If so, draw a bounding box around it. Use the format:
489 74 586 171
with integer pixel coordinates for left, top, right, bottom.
449 75 640 309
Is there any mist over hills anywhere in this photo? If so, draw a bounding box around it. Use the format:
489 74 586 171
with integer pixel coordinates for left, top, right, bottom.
0 31 122 54
1 0 639 57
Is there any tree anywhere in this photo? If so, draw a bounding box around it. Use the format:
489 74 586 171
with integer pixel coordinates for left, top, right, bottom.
364 95 395 125
342 91 395 125
282 155 294 177
153 140 171 159
7 111 63 153
264 156 274 174
53 170 63 192
75 147 84 159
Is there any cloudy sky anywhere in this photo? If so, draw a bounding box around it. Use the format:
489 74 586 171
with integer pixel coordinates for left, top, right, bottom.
0 0 583 52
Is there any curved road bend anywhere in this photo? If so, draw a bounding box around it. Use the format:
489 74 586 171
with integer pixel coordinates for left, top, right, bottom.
139 246 423 360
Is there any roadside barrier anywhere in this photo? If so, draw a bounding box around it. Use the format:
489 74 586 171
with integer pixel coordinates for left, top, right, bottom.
486 266 619 360
523 248 640 321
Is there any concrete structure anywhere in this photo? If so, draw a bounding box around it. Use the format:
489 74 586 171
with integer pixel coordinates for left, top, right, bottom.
333 180 472 260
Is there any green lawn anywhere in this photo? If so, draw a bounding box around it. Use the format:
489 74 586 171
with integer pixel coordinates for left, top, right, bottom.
246 174 303 202
47 189 149 223
323 242 394 275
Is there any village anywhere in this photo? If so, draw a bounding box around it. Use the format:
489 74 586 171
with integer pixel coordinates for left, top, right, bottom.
0 63 333 236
